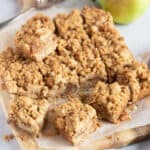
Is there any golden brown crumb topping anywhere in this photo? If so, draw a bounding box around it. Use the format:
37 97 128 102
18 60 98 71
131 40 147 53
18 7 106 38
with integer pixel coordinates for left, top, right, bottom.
8 96 49 135
53 98 100 145
1 7 143 99
54 98 96 121
15 14 56 60
117 62 150 102
0 48 78 98
81 7 113 28
88 81 130 123
0 7 149 140
55 10 83 36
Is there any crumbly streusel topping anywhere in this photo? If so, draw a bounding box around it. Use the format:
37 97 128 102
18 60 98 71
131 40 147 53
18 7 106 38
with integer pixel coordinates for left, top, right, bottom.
8 96 49 135
15 14 56 60
0 47 79 98
0 7 150 128
117 62 150 102
53 98 100 144
88 81 130 123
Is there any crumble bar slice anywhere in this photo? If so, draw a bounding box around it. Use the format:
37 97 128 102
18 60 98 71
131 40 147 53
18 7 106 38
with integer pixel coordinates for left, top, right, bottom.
8 96 49 135
55 10 88 41
55 10 83 36
117 62 150 102
81 7 135 82
81 6 113 31
53 98 100 145
0 48 45 96
0 48 77 98
91 25 136 82
87 81 130 123
91 31 135 82
73 39 107 82
57 38 107 83
15 14 57 61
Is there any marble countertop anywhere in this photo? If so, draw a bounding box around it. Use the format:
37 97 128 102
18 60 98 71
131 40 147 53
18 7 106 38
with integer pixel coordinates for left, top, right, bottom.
0 0 150 150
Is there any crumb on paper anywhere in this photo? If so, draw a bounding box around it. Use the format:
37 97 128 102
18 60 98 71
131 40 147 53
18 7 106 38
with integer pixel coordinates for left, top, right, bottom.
3 134 14 142
119 111 131 122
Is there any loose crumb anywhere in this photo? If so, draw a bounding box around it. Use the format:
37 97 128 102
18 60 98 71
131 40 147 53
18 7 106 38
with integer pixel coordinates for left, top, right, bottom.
3 134 14 142
119 111 131 122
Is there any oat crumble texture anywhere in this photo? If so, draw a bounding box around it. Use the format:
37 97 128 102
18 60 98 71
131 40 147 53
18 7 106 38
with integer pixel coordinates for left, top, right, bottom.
117 62 150 102
0 6 149 145
87 81 130 123
8 96 49 136
53 98 100 145
15 14 57 61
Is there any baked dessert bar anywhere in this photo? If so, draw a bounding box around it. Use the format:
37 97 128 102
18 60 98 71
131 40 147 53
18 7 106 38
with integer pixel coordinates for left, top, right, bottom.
15 14 57 61
0 47 45 96
55 10 84 37
117 62 150 102
81 7 136 82
55 9 108 83
87 81 130 123
1 7 148 101
0 47 77 98
0 6 150 146
53 98 100 145
8 96 49 136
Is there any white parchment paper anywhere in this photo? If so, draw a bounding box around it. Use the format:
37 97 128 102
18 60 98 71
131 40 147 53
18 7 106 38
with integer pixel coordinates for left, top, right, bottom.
0 0 150 149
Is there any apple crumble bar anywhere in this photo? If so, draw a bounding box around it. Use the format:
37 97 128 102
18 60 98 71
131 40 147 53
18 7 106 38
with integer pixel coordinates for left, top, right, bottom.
0 48 78 98
53 98 100 145
86 81 130 123
15 14 57 61
8 96 49 136
55 10 83 36
0 6 150 145
117 62 150 102
81 6 113 32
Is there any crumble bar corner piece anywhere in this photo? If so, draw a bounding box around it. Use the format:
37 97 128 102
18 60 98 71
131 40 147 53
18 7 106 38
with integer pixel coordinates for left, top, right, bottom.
8 96 49 136
117 62 150 102
88 81 130 123
15 14 57 61
54 9 83 36
53 98 100 145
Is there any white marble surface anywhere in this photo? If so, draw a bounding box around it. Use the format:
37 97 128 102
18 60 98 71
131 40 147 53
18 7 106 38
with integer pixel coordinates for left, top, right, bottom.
0 0 20 22
0 0 150 150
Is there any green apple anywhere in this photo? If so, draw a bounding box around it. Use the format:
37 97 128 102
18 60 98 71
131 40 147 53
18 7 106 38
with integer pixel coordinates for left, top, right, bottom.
99 0 150 24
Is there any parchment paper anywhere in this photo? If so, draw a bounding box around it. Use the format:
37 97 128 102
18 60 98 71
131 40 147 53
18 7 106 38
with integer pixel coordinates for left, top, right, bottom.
0 0 150 150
